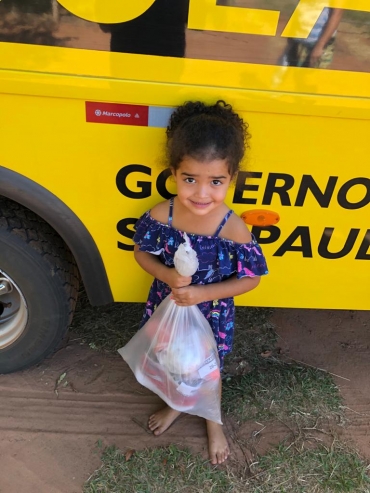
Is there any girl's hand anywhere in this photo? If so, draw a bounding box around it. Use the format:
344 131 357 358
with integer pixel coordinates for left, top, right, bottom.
171 285 206 306
164 269 192 290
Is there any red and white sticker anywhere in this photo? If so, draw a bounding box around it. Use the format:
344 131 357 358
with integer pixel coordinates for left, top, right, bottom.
86 101 148 126
86 101 173 128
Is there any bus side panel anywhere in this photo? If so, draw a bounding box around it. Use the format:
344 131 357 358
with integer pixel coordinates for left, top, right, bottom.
1 74 369 310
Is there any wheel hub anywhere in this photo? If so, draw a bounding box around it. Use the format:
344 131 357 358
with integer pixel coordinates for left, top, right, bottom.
0 271 28 349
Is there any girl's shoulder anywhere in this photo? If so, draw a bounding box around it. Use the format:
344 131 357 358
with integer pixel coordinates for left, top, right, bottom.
149 200 170 225
220 212 252 244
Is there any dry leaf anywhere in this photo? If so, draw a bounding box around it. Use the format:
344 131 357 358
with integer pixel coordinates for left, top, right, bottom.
125 449 135 461
162 458 167 466
261 350 272 358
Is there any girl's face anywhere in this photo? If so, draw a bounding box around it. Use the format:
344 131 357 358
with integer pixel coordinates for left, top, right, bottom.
172 156 232 216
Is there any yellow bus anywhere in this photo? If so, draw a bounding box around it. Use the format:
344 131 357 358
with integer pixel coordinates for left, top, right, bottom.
1 0 370 373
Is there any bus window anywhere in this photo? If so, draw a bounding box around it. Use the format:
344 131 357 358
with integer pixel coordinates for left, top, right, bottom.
0 0 370 73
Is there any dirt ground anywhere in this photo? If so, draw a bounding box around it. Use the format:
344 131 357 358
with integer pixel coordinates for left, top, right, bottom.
0 308 369 493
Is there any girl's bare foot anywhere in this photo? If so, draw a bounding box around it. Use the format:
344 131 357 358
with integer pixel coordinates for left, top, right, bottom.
148 406 181 435
206 420 230 465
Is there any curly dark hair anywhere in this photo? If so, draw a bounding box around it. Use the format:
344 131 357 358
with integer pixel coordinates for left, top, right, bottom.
166 100 250 175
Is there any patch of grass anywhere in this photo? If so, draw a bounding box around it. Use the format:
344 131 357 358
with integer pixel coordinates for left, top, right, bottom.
249 440 370 492
227 306 277 369
222 359 341 423
85 442 370 493
70 289 145 352
84 445 240 493
222 307 342 428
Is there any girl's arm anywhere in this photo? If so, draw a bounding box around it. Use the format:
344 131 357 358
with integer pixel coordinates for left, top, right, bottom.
134 245 192 289
171 275 260 307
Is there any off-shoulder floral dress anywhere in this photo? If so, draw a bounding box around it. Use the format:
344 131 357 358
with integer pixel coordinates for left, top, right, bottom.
134 198 268 370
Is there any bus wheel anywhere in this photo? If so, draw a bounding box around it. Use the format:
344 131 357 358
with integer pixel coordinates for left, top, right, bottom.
0 198 79 374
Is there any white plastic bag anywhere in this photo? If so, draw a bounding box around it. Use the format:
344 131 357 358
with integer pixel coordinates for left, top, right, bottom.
173 232 199 276
118 233 222 424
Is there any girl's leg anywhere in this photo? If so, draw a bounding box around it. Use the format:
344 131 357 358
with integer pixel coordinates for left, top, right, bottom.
148 406 182 435
206 380 230 464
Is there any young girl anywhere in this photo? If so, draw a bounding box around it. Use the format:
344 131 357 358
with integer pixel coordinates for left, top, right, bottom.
133 100 268 465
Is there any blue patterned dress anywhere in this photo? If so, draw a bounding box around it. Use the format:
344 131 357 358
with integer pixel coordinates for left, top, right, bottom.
134 198 268 370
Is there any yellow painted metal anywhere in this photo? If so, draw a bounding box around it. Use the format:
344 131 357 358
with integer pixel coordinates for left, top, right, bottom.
1 4 370 311
2 42 370 101
57 0 156 23
188 0 280 36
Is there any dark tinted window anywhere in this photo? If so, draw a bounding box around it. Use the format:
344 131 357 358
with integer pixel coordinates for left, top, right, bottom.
1 0 369 72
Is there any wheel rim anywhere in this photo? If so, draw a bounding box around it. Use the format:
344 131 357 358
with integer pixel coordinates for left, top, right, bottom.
0 270 28 349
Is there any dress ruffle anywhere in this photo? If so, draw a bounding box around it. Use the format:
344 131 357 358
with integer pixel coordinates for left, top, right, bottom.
134 211 268 279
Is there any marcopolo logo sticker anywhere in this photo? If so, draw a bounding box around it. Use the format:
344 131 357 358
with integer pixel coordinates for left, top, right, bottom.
86 102 149 126
86 101 174 128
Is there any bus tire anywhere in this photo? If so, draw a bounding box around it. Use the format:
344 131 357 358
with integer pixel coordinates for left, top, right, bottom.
0 198 79 374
